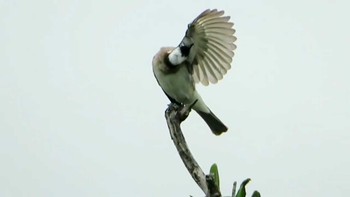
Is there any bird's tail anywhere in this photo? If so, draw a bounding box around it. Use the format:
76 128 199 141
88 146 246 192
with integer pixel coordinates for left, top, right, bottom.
196 110 228 135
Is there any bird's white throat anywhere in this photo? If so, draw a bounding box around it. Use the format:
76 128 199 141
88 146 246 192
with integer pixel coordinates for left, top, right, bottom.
168 47 187 66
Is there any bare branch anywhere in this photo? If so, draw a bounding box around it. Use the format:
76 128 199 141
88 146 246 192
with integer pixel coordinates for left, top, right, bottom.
165 102 221 197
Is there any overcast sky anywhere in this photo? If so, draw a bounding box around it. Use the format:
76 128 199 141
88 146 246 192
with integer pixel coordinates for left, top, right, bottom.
1 0 349 196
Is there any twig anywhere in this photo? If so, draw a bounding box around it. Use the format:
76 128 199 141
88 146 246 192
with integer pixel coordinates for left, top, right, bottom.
165 102 221 197
231 182 237 197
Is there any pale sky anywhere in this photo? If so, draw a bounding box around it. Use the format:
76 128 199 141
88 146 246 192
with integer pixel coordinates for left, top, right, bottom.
1 0 349 196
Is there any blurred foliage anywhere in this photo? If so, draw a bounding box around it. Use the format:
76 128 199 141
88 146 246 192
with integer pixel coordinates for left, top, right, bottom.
210 163 220 191
210 164 261 197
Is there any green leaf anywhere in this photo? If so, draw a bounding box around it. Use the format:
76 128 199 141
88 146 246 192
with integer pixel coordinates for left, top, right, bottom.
209 163 220 190
252 191 261 197
235 178 251 197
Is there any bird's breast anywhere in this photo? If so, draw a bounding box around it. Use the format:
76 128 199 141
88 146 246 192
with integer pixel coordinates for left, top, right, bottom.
153 63 196 104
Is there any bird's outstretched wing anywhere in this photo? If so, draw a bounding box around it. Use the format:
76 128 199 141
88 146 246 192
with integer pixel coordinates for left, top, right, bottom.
185 9 236 86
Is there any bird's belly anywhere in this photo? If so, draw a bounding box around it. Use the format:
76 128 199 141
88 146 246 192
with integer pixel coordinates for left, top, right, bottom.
156 67 195 104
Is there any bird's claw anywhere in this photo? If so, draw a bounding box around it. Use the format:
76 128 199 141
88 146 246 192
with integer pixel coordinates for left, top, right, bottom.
166 100 197 122
167 102 182 111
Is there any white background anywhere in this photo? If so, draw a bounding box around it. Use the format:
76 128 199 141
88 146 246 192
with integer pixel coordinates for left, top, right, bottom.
1 0 349 196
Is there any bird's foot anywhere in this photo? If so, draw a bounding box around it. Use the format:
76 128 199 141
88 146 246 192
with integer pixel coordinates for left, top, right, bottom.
166 100 197 122
177 100 198 121
167 102 182 112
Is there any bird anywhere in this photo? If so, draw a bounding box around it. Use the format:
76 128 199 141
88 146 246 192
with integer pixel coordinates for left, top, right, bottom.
152 9 236 135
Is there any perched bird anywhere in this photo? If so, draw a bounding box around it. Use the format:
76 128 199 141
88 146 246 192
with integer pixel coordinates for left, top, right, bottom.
152 9 236 135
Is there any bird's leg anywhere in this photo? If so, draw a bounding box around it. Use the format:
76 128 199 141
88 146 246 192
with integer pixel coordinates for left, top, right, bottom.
167 102 182 112
177 100 198 122
166 100 197 122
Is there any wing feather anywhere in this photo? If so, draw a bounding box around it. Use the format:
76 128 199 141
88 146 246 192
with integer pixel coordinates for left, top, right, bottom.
185 9 236 85
199 59 210 86
203 51 219 83
205 50 224 81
